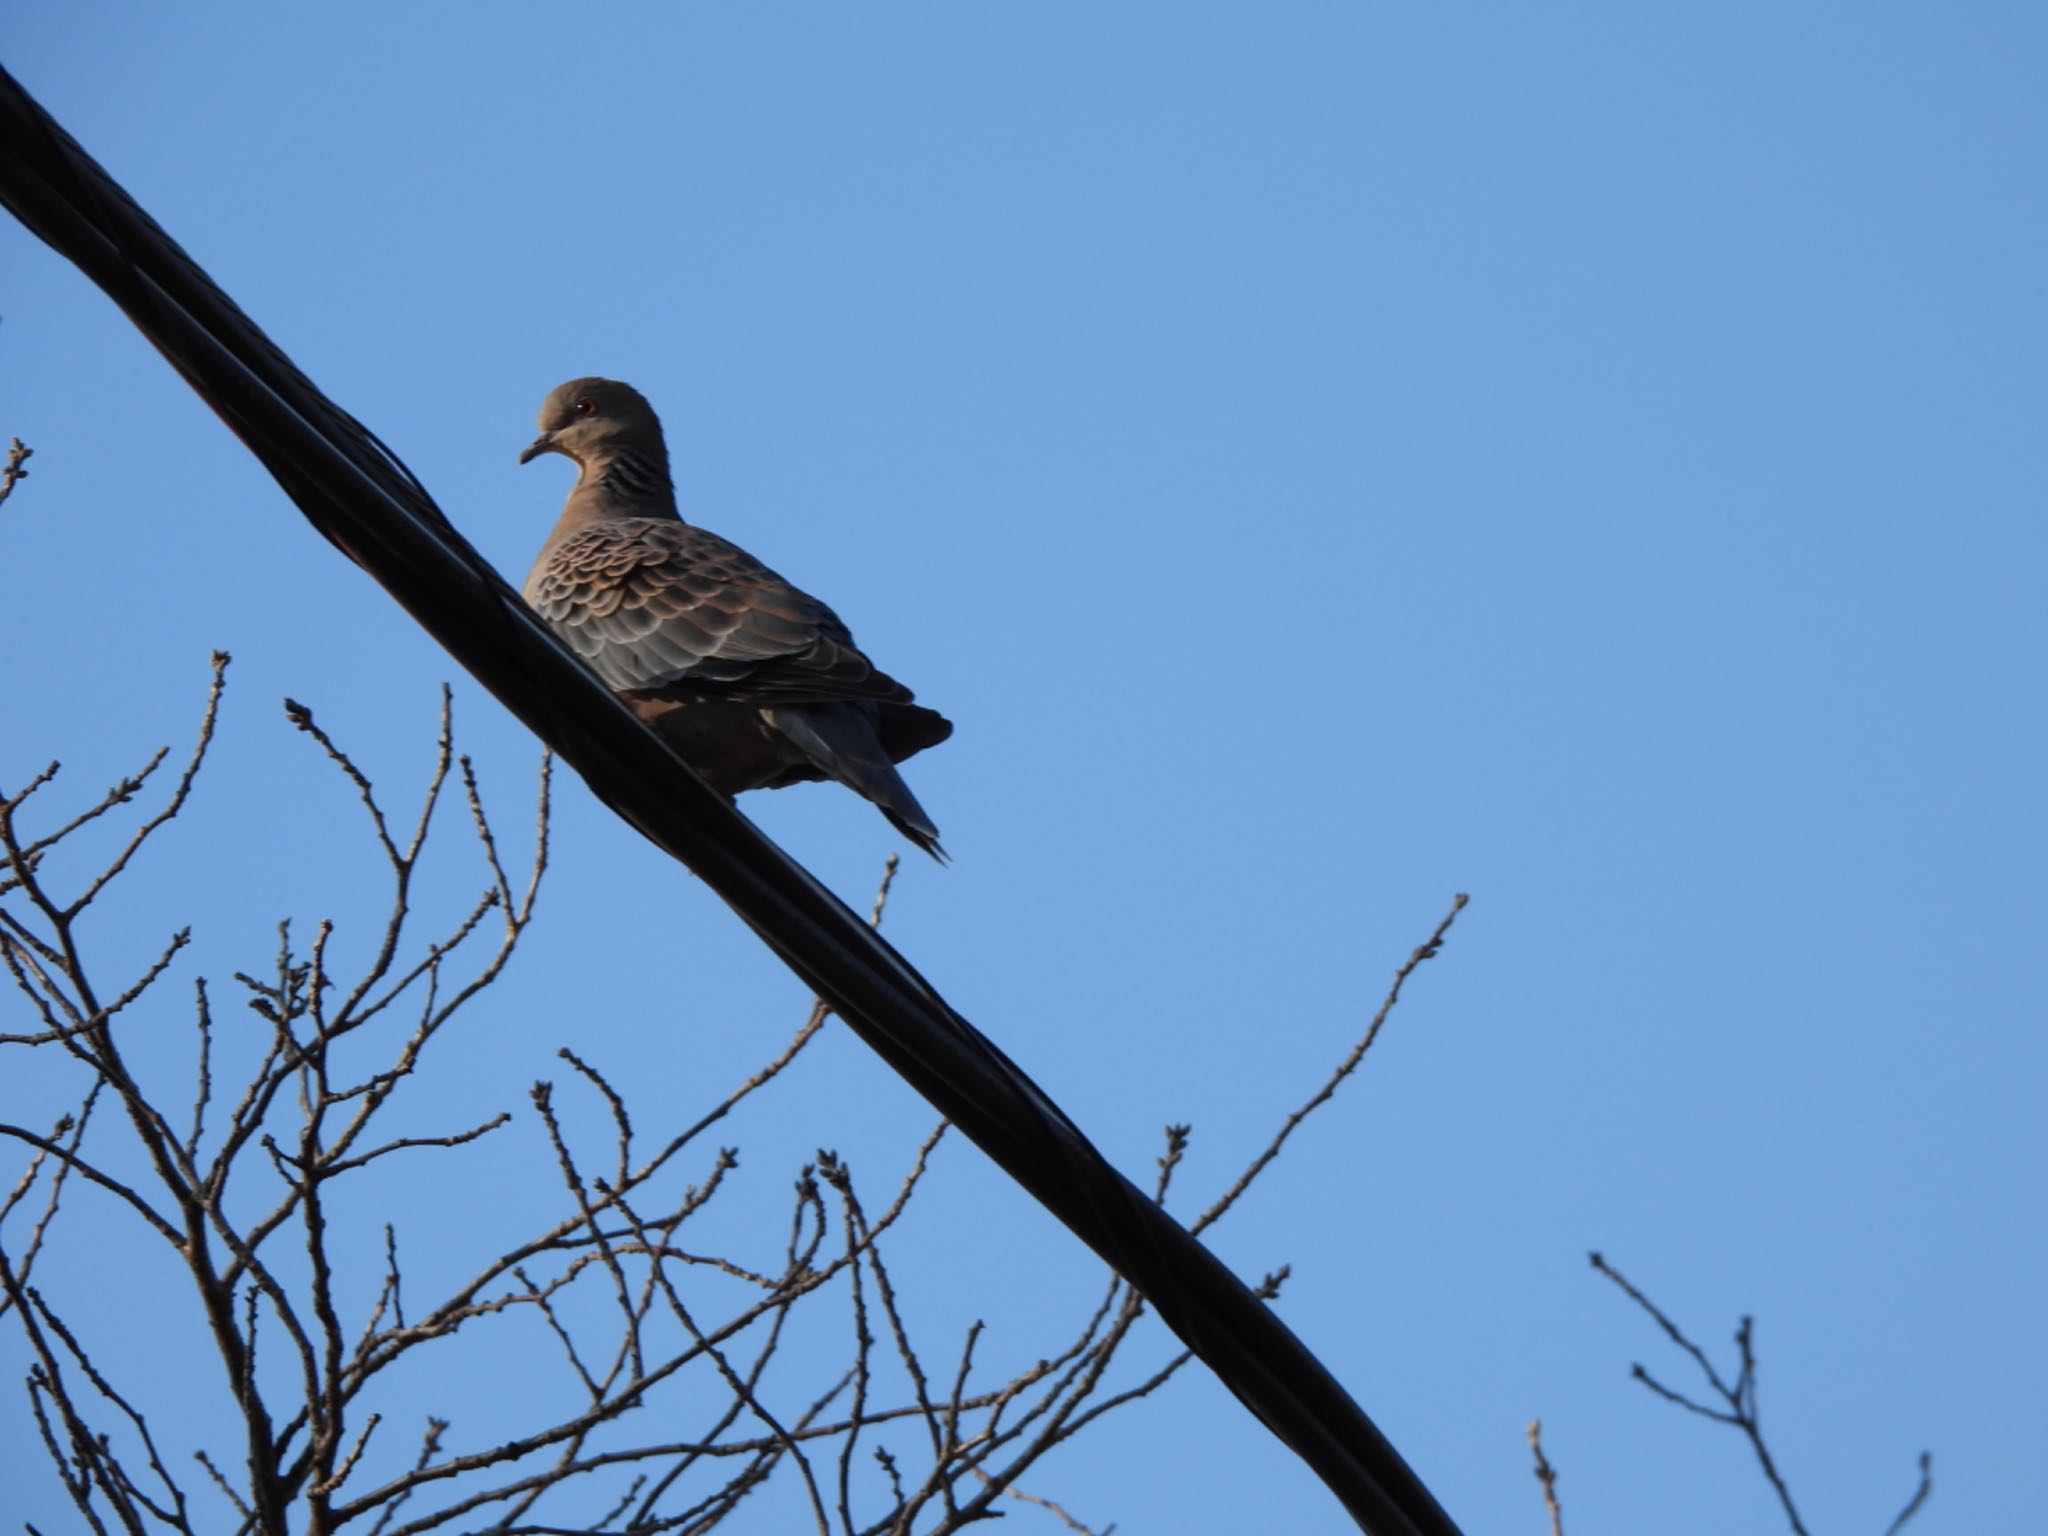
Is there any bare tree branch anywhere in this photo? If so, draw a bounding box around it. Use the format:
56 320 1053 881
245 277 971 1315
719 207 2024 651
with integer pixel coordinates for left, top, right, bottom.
1526 1419 1563 1536
0 435 31 510
1592 1252 1931 1536
1883 1452 1934 1536
4 546 1466 1534
1195 893 1467 1236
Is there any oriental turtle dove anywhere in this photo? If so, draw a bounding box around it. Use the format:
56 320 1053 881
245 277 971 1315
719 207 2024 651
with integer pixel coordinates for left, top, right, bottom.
520 377 951 860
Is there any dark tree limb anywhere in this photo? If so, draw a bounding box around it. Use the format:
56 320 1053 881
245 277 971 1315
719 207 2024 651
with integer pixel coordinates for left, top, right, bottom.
1593 1252 1932 1536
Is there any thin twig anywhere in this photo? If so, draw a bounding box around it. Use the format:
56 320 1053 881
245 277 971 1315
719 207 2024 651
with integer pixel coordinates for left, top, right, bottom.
1592 1253 1812 1536
1882 1452 1934 1536
0 436 31 509
68 653 229 917
1526 1419 1563 1536
1195 892 1467 1235
640 855 903 1178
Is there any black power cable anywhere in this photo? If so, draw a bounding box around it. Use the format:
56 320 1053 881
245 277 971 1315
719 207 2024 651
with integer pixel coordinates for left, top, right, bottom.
0 63 1463 1536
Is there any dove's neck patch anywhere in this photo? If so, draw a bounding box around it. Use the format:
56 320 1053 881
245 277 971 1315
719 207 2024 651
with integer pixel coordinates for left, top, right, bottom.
588 443 677 514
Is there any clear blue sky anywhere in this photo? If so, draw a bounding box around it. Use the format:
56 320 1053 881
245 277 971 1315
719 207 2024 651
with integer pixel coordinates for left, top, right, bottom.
4 6 2044 1532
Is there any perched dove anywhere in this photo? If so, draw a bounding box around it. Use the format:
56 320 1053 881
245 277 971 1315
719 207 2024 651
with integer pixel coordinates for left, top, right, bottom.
519 377 951 860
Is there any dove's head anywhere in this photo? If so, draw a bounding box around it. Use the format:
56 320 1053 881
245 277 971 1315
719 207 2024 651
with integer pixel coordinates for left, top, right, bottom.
519 377 666 468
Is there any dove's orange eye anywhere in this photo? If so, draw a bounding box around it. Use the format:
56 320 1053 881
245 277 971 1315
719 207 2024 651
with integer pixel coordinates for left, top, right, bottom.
575 398 598 417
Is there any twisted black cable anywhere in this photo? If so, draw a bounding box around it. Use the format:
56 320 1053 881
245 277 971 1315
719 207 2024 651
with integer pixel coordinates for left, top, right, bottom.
0 63 1462 1536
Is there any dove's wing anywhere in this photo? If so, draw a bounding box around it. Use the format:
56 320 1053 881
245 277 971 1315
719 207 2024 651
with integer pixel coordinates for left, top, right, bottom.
527 518 919 706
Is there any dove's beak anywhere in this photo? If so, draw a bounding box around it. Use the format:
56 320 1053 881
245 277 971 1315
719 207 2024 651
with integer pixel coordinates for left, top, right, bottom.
518 431 558 466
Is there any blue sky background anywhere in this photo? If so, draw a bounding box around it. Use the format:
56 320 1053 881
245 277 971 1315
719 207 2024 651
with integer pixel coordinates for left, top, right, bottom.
4 6 2044 1532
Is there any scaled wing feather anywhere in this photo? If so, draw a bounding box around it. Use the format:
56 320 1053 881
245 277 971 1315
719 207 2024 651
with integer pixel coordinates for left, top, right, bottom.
531 520 914 704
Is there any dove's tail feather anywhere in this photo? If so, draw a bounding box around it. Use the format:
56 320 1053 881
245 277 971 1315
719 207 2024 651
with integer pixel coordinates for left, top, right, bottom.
766 705 949 864
880 804 950 865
